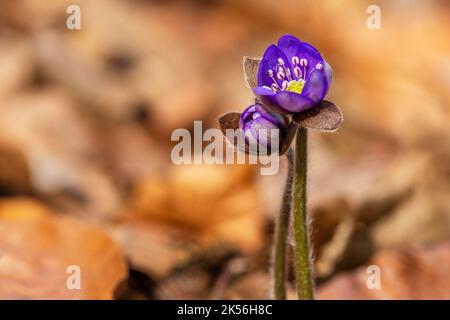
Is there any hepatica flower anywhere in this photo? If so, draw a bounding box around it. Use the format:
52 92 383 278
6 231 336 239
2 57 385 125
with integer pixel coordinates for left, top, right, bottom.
253 35 332 114
218 34 343 300
240 103 287 153
219 34 342 155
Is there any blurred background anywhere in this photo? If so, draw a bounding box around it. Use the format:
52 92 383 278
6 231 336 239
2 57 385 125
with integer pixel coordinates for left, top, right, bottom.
0 0 449 299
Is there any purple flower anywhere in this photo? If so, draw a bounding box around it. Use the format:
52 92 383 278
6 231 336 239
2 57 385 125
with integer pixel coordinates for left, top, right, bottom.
253 35 332 114
240 103 287 152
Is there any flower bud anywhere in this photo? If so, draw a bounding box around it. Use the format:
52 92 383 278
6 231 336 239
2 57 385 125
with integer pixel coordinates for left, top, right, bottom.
240 103 287 154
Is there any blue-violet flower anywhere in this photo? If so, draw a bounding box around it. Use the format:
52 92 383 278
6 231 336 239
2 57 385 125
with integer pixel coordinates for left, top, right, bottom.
240 103 287 152
253 35 332 114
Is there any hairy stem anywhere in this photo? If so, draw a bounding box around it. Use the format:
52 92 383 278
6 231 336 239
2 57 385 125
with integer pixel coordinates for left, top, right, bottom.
272 148 294 300
293 127 314 300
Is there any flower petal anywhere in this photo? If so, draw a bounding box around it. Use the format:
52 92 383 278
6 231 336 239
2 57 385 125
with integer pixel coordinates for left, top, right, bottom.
299 41 324 61
272 91 315 113
278 35 322 62
277 35 326 84
277 35 302 54
243 113 283 154
253 86 275 96
323 60 333 87
241 103 286 129
254 103 286 128
257 44 291 87
302 69 328 103
245 116 278 142
240 104 257 125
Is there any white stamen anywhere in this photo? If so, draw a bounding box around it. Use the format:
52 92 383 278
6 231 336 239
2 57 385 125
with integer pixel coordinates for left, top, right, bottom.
315 63 323 70
292 56 300 65
300 58 308 67
252 113 261 120
277 58 285 66
268 69 274 77
277 72 285 80
282 80 288 90
294 66 302 79
271 84 279 92
285 68 292 80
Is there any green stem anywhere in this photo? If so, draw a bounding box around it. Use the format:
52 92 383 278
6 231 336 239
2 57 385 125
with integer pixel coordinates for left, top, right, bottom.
272 148 294 300
293 127 314 300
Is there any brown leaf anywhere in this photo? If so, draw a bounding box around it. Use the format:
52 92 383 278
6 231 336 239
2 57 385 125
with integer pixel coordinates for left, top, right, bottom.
279 122 298 155
242 56 261 90
0 141 31 195
110 219 194 279
293 100 343 131
0 90 123 220
0 198 127 299
318 241 450 299
218 112 241 134
130 164 263 253
218 112 249 154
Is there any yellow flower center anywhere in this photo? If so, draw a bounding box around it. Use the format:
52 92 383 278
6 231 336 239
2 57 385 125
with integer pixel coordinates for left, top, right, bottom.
286 80 305 94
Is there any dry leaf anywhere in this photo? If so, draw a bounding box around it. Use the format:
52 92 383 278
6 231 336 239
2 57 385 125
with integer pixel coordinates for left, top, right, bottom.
109 219 194 279
218 112 241 135
318 241 450 299
0 141 30 195
242 56 261 90
0 198 127 299
279 122 297 155
0 90 123 220
130 164 263 253
293 100 343 131
218 112 249 155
